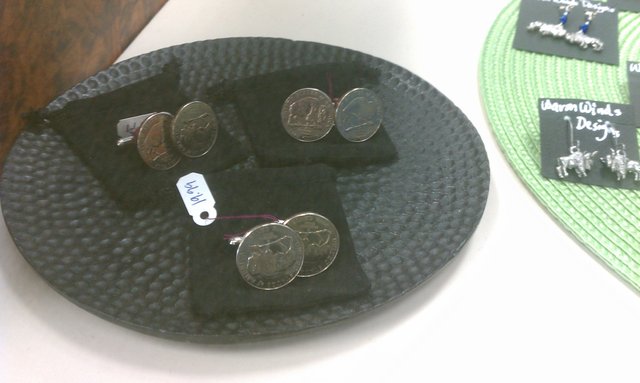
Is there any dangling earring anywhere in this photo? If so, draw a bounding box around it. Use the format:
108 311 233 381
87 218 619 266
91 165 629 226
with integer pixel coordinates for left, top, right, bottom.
565 11 604 51
556 116 598 179
527 4 574 38
600 122 640 181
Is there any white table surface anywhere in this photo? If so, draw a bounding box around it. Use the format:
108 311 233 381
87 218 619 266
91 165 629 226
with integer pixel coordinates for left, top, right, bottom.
3 1 640 382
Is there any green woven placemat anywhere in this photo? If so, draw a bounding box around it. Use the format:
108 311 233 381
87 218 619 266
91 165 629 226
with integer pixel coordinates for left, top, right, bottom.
480 1 640 290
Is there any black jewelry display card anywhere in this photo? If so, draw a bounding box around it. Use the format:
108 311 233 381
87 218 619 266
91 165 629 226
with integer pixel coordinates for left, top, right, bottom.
629 61 640 126
539 98 640 190
189 165 370 317
514 0 619 65
611 0 640 12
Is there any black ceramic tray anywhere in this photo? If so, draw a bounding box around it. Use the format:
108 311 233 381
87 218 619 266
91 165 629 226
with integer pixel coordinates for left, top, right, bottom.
0 38 489 342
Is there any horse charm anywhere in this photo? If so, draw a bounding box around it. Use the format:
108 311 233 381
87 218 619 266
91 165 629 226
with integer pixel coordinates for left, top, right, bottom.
564 30 604 51
627 161 640 181
527 21 568 38
527 5 573 39
556 145 598 178
556 115 597 179
564 10 604 51
601 147 640 182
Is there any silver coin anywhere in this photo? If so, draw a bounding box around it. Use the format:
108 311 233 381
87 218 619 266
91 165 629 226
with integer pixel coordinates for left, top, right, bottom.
335 88 383 142
136 112 181 170
171 101 219 158
281 88 335 142
236 223 305 290
284 212 339 277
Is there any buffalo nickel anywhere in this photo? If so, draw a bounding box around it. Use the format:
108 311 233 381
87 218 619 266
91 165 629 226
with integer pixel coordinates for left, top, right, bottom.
281 88 335 142
136 112 181 170
235 223 305 290
284 212 339 277
335 88 383 142
171 101 218 158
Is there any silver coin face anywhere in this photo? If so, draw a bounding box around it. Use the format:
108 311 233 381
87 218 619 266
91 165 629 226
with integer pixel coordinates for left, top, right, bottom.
284 212 339 277
171 101 219 158
335 88 383 142
136 112 181 170
236 223 305 290
281 88 335 142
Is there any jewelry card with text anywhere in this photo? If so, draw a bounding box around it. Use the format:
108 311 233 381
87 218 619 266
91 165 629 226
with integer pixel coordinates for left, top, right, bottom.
629 61 640 126
514 0 619 65
611 0 640 13
539 98 639 189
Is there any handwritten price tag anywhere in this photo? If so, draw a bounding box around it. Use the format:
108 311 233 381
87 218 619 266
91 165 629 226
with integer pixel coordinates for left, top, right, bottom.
176 172 217 226
116 112 155 138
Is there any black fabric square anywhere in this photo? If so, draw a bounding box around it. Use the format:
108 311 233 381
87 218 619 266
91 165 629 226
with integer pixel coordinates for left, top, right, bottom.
41 60 247 209
189 164 370 317
210 62 398 167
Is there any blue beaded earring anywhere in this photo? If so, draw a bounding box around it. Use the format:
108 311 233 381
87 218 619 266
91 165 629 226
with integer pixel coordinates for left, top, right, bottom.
527 4 574 38
565 11 604 51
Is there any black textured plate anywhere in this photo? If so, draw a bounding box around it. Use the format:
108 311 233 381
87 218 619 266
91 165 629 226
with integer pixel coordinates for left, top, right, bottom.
0 38 489 342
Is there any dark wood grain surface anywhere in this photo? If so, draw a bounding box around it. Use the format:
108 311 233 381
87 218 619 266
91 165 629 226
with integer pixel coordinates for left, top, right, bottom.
0 0 167 173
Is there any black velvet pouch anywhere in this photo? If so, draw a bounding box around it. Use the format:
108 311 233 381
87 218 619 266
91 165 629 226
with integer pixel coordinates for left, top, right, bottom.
209 62 398 167
40 61 247 209
189 164 370 317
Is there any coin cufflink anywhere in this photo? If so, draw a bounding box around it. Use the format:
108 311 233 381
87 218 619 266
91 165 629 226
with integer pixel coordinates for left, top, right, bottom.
228 212 340 289
171 101 219 158
281 88 335 142
281 87 383 143
231 222 305 290
117 112 182 170
117 101 219 169
283 212 340 277
335 88 383 143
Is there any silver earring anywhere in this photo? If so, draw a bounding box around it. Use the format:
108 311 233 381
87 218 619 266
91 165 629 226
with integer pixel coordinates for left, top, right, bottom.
565 11 604 51
527 4 574 38
556 116 598 179
600 122 640 181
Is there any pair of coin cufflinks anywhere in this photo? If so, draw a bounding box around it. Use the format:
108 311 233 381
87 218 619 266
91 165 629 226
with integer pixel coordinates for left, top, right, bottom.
117 101 219 170
229 212 339 290
281 87 383 143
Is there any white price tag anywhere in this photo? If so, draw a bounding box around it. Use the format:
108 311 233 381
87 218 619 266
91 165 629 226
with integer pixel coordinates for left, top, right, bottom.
176 172 217 226
116 112 155 138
